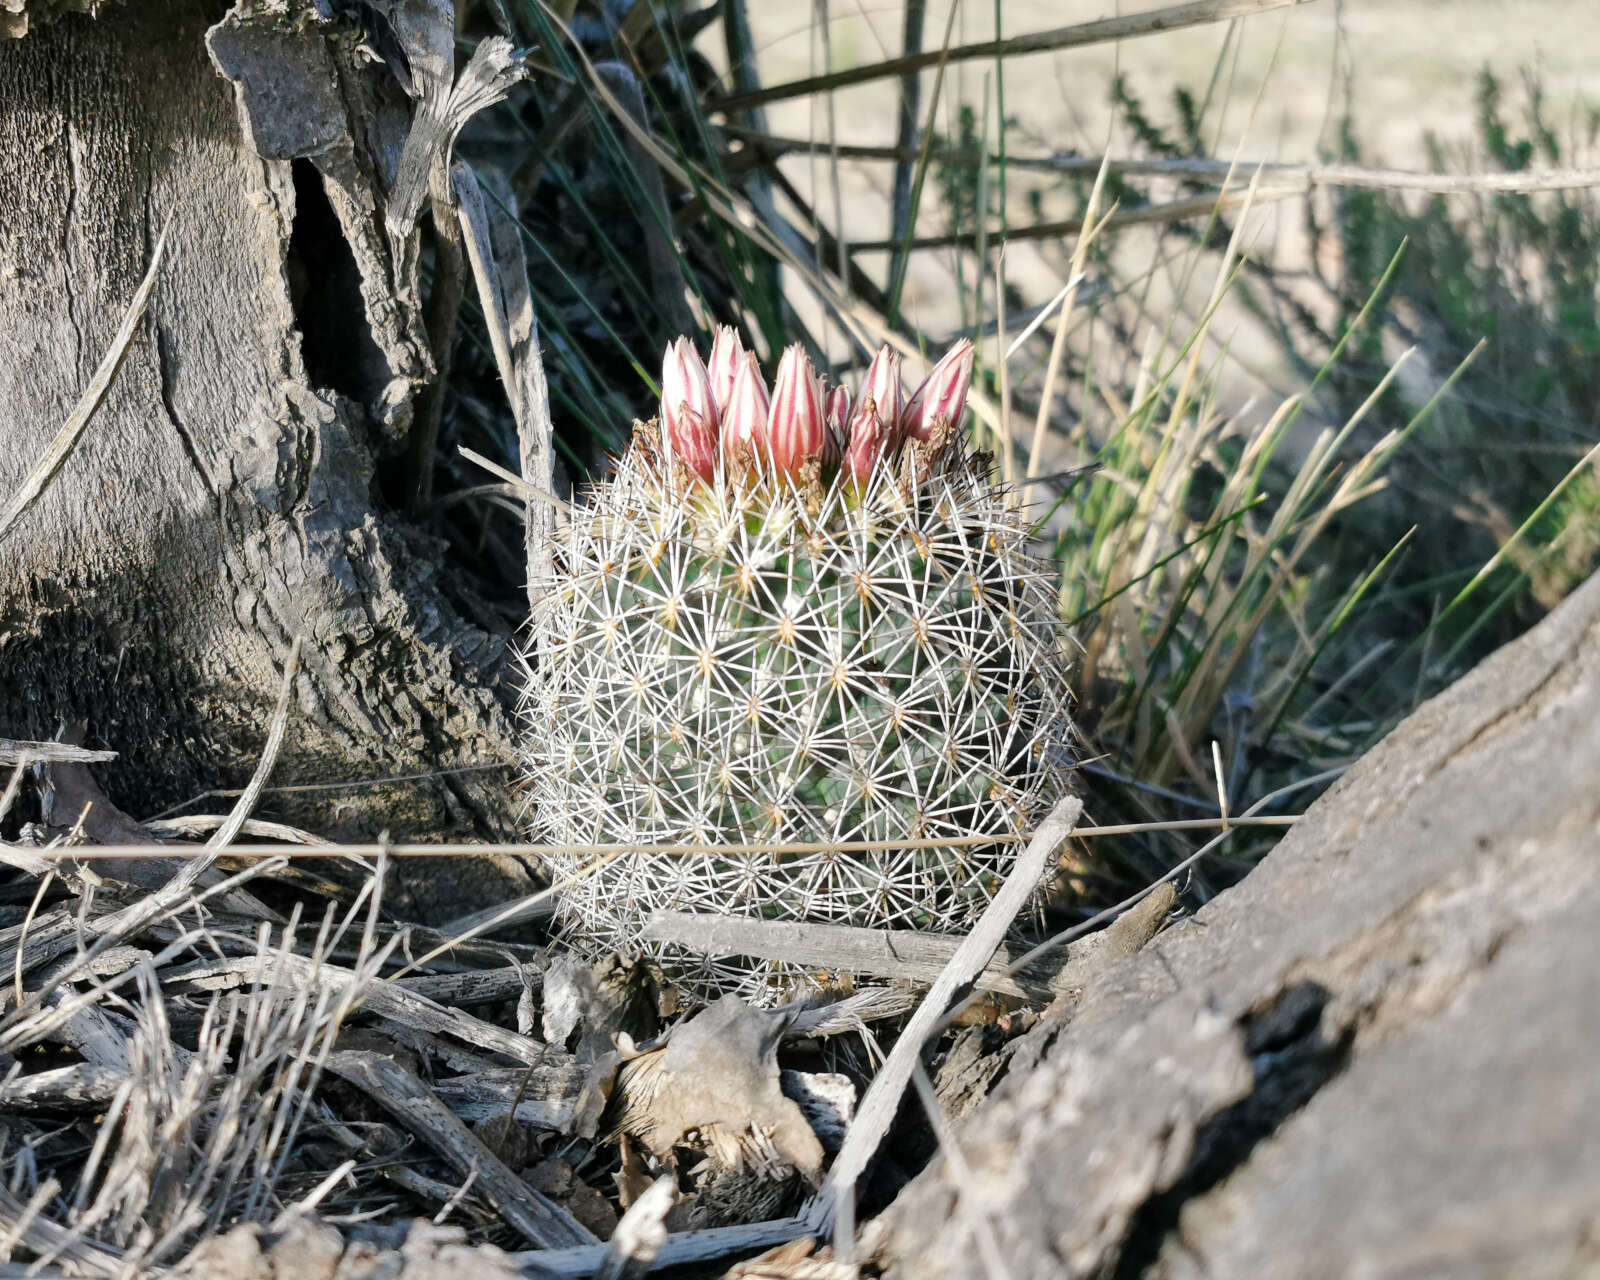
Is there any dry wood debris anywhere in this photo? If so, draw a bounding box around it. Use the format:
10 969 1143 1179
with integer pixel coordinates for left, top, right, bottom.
0 745 1149 1275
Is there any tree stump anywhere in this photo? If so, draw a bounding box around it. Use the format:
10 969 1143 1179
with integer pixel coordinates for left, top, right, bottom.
0 3 531 915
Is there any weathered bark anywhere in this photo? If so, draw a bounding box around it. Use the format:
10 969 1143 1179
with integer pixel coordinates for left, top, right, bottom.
0 4 533 916
874 567 1600 1278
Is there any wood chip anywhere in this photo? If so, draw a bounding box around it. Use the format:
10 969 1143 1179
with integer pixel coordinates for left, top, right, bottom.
1046 880 1178 1004
0 1062 125 1112
387 38 523 251
431 1063 589 1131
394 965 535 1007
640 913 1060 999
162 953 563 1067
0 740 117 766
594 1173 675 1280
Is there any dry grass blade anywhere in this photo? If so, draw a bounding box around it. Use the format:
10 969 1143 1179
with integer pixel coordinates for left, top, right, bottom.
459 445 573 514
20 817 1292 864
7 636 308 995
806 797 1084 1238
847 183 1306 253
1024 157 1113 510
1438 438 1600 628
783 987 920 1038
454 163 560 601
0 220 169 546
0 859 297 1057
510 1217 813 1279
5 890 398 1272
531 1 878 354
712 0 1311 111
0 1180 121 1275
208 635 301 852
999 769 1343 986
723 130 1600 194
163 952 558 1066
36 734 285 913
0 764 30 831
1004 271 1088 362
145 816 328 844
1281 162 1600 193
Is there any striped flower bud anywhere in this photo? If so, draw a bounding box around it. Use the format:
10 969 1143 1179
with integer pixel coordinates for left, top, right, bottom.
767 345 827 479
661 336 719 481
707 326 745 417
843 346 903 480
820 385 850 469
825 385 852 441
903 339 975 444
720 351 771 469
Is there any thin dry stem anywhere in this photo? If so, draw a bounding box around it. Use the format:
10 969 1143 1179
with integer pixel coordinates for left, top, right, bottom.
24 816 1298 864
0 220 170 545
712 0 1312 112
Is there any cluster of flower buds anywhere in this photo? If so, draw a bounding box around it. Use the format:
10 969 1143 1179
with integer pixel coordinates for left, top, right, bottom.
658 328 975 487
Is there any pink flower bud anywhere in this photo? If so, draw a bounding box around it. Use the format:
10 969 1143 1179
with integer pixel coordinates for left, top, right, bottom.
719 351 770 466
660 336 719 480
767 345 827 479
825 386 852 438
707 326 745 416
903 339 975 444
843 346 904 481
822 386 849 467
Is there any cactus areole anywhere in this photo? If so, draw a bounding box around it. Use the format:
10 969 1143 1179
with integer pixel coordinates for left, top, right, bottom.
521 332 1076 1000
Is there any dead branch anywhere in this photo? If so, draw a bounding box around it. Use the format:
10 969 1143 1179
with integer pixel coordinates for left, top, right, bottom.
323 1049 597 1251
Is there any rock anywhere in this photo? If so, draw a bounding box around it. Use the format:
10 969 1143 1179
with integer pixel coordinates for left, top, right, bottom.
174 1215 525 1280
874 571 1600 1279
780 1070 857 1156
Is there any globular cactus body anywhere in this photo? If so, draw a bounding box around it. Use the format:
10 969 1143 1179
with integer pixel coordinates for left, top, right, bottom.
521 334 1075 1000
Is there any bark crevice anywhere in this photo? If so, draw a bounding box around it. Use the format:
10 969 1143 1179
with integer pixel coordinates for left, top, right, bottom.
287 157 392 415
1112 981 1351 1277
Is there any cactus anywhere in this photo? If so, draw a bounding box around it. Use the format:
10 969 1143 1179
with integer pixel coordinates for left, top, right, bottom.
520 331 1076 1000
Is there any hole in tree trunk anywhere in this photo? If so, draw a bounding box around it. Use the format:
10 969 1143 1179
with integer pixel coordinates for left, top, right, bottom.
287 159 389 415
